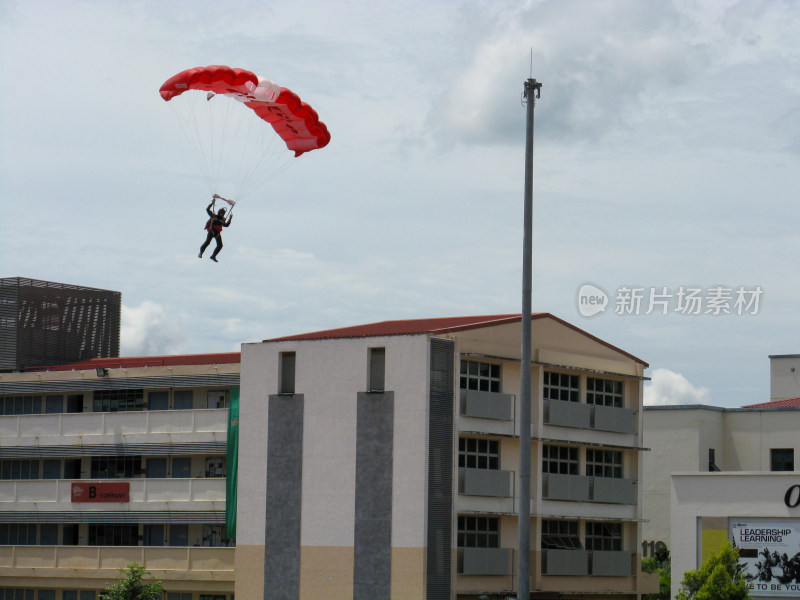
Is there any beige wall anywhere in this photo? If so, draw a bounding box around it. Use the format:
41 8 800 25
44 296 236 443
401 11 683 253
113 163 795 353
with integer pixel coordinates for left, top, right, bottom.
643 405 800 553
770 355 800 401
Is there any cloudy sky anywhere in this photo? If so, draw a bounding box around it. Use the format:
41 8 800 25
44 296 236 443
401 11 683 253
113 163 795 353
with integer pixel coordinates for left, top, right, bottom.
2 0 798 408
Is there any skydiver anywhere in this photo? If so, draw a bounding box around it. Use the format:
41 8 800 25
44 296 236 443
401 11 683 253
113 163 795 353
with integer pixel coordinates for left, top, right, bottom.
198 194 233 262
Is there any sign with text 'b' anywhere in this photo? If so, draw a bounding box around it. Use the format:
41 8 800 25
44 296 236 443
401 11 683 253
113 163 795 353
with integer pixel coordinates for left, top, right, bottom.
71 482 130 503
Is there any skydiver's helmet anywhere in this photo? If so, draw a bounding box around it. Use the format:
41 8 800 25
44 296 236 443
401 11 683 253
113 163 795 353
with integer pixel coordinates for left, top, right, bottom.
217 208 226 217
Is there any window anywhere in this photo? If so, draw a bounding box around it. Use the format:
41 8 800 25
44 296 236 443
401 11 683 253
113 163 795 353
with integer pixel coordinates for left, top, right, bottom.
0 523 37 545
585 449 622 478
586 377 623 407
459 437 499 470
460 360 500 392
0 591 34 600
541 519 582 550
457 516 499 548
279 351 296 394
771 448 794 472
368 347 385 392
543 372 579 402
91 456 141 479
1 459 40 480
0 395 43 415
63 593 96 600
585 522 622 551
542 445 578 475
93 389 143 412
167 594 193 600
88 524 138 546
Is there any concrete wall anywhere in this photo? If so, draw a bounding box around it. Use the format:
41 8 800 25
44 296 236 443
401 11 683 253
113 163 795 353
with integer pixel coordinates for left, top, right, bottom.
770 355 800 401
236 334 429 599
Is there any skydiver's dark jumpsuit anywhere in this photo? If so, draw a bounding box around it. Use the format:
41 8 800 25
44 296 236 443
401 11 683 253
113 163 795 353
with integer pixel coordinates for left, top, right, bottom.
199 203 232 260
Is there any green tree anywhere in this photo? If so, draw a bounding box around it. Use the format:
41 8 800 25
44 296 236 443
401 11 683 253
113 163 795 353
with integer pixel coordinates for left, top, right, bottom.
642 544 671 600
100 562 164 600
676 543 749 600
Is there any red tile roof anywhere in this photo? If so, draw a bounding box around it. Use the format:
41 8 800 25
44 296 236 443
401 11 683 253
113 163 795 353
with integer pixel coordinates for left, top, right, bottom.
266 313 648 366
26 352 241 371
266 314 523 341
742 397 800 409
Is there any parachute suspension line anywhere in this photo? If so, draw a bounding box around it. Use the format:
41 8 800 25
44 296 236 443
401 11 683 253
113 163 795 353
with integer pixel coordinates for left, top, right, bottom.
232 119 295 200
168 96 216 194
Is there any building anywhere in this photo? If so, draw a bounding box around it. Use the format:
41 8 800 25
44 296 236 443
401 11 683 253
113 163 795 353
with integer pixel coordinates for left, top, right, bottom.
0 352 240 600
236 313 654 599
642 354 800 598
769 354 800 402
0 278 121 372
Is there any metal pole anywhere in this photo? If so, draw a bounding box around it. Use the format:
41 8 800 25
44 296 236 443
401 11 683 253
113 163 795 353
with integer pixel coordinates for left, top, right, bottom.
518 76 541 600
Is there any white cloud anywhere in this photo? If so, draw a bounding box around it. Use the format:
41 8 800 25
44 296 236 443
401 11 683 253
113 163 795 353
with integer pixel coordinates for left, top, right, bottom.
121 301 186 356
644 368 711 406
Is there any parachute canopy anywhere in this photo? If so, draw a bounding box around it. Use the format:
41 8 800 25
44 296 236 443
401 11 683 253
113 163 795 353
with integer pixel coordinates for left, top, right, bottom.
159 65 330 157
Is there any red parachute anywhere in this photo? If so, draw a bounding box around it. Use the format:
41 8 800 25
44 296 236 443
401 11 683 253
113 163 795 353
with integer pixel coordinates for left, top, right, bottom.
160 65 330 157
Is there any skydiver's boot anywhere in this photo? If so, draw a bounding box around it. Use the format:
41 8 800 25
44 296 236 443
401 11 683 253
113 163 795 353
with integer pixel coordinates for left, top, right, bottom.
210 256 218 262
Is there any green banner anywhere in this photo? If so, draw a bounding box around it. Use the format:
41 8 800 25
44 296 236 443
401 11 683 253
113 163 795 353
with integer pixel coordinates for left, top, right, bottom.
225 387 239 539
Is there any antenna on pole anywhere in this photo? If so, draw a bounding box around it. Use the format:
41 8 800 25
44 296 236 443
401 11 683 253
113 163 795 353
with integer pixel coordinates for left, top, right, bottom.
530 48 533 78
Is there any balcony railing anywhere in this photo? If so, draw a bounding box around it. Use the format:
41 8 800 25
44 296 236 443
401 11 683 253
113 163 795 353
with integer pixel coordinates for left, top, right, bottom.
0 545 234 582
460 390 514 421
458 547 513 575
544 399 634 434
0 409 227 447
458 468 514 498
542 549 632 576
0 478 225 508
542 473 634 504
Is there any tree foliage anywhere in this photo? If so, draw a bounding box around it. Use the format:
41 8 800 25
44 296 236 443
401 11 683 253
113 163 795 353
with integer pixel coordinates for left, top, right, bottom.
676 543 750 600
100 562 164 600
642 544 671 600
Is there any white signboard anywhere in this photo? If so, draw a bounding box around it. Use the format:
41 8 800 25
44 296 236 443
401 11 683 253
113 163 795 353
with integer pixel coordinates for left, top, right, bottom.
730 520 800 597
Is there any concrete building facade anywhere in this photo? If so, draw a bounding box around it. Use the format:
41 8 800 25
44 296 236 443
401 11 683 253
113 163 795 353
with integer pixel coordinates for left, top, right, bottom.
0 353 239 600
642 355 800 599
236 313 654 599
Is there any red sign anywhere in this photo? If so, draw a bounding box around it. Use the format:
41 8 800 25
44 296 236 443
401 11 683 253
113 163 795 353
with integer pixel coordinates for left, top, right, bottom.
71 482 130 503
